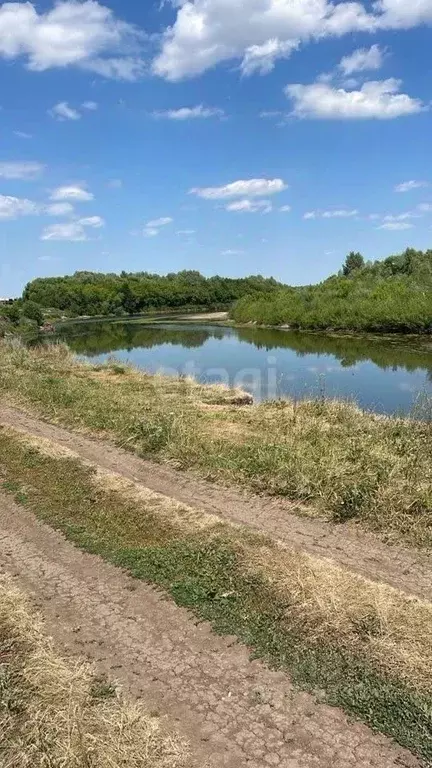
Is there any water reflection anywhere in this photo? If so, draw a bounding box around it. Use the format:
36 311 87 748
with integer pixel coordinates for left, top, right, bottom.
58 319 432 415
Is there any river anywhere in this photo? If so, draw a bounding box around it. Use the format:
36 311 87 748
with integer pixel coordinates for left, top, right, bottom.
57 319 432 417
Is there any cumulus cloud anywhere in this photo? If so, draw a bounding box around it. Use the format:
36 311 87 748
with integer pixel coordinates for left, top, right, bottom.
0 161 44 179
153 0 374 81
225 199 273 213
41 215 104 241
191 178 287 200
0 1 146 79
49 100 99 120
152 105 224 120
50 184 94 202
152 0 432 82
0 194 40 219
45 202 75 216
78 215 105 228
339 44 385 75
285 79 424 119
395 179 429 192
279 205 292 212
241 39 298 76
49 101 81 121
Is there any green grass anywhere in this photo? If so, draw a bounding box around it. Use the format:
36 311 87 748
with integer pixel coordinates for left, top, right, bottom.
0 429 431 764
0 342 431 548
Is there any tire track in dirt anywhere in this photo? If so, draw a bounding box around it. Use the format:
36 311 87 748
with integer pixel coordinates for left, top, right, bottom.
0 493 420 768
0 404 430 601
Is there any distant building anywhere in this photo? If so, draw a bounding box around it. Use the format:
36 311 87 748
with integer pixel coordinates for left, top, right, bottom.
0 298 15 305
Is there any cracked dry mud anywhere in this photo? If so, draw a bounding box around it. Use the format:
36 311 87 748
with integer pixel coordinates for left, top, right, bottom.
0 406 427 767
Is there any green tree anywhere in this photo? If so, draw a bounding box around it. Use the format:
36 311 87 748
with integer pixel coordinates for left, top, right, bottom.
21 300 43 326
343 252 365 276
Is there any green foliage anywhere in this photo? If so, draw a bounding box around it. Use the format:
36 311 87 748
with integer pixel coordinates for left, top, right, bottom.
232 248 432 333
22 270 282 317
342 251 365 276
21 300 43 326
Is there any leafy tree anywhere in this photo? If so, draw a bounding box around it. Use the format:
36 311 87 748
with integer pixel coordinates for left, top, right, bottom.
21 300 43 326
343 252 365 276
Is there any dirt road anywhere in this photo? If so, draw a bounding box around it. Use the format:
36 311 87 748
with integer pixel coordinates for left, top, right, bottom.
0 404 430 601
0 491 419 768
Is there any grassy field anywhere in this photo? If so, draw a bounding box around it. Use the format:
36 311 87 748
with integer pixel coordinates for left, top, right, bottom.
0 340 431 548
0 426 431 762
0 573 187 768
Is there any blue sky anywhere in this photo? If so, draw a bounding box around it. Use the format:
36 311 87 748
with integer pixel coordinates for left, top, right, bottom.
1 0 431 296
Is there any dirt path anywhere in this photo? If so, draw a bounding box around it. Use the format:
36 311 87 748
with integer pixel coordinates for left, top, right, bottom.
0 492 420 768
0 404 430 601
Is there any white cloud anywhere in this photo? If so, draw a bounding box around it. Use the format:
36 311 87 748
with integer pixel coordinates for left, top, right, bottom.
241 39 298 76
50 184 94 202
41 222 87 241
78 215 105 228
146 217 173 227
378 221 414 230
49 101 81 121
14 131 32 139
221 248 245 255
0 161 44 179
382 211 419 221
153 0 375 81
82 101 98 110
304 209 358 218
225 199 273 213
41 215 104 241
191 178 287 200
0 1 145 80
418 202 432 212
339 44 385 75
0 194 40 219
45 202 75 216
322 209 358 217
176 229 196 235
152 105 224 120
279 204 292 212
395 179 429 192
84 56 146 81
285 79 424 119
152 0 432 82
143 227 159 237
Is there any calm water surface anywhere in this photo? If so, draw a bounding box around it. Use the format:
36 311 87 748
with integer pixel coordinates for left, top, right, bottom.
58 320 432 416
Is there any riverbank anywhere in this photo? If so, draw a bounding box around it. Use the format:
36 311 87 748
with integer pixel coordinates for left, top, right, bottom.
0 340 431 549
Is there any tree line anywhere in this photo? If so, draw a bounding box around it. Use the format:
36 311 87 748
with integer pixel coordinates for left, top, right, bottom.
231 249 432 333
22 270 282 317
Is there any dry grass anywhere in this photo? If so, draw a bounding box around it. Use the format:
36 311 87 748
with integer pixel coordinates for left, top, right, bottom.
2 426 432 697
239 540 432 692
0 340 431 548
0 575 188 768
1 426 431 760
